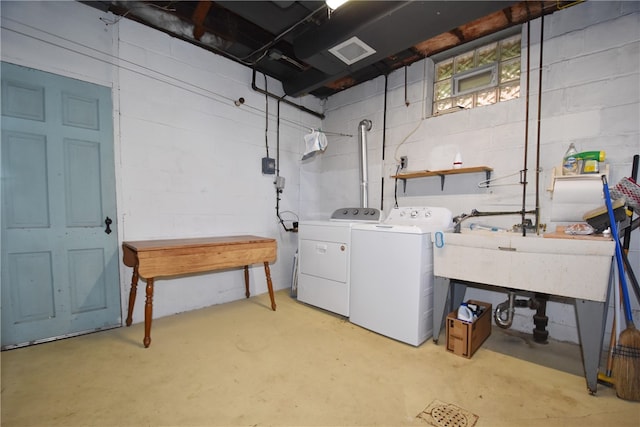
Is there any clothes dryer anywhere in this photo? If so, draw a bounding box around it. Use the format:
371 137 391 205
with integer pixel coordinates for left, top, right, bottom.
297 208 382 316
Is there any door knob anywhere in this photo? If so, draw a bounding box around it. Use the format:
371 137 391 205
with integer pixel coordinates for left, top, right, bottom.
105 217 112 234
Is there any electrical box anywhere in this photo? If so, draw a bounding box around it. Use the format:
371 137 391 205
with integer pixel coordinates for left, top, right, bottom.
262 157 275 174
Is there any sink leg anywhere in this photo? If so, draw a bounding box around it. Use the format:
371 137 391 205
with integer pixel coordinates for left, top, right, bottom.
575 299 607 394
433 278 467 344
451 281 467 313
433 277 450 344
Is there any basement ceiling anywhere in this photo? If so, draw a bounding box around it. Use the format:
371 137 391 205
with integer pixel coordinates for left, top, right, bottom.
81 1 577 99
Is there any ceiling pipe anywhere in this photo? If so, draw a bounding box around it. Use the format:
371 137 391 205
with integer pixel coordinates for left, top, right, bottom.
251 69 325 119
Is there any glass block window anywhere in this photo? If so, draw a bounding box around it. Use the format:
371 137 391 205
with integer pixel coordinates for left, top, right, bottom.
433 33 521 114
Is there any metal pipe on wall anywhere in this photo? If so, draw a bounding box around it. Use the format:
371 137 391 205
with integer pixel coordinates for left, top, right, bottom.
358 119 372 208
534 15 545 234
520 20 531 236
251 69 325 120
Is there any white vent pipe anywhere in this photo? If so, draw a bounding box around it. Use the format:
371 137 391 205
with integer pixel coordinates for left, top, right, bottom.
358 119 372 208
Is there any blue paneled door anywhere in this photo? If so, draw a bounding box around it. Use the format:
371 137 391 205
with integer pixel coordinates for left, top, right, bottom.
1 62 120 349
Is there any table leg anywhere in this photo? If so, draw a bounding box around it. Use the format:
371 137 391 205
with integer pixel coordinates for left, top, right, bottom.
126 265 139 327
144 278 154 348
244 265 250 298
264 262 276 311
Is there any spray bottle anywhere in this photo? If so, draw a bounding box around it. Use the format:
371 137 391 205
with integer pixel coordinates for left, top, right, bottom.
575 151 606 174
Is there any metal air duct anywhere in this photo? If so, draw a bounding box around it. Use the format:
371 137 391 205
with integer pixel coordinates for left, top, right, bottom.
358 119 372 208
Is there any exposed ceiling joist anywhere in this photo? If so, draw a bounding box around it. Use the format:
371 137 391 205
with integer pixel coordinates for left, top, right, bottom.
80 1 580 99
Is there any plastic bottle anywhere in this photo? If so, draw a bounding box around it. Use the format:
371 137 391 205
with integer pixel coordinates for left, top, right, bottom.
562 143 579 175
577 150 606 174
453 151 463 169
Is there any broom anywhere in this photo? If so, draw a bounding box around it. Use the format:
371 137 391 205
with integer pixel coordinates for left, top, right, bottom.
603 175 640 401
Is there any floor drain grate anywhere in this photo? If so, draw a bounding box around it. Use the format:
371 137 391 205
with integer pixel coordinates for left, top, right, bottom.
417 399 478 427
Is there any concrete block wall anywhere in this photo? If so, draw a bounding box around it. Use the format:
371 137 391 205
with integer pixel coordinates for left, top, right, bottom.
315 1 640 344
1 1 321 324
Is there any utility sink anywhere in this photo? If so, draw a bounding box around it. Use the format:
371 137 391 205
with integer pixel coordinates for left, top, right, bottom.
431 229 615 394
432 230 614 302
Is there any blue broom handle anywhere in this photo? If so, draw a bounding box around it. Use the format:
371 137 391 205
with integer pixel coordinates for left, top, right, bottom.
602 175 633 323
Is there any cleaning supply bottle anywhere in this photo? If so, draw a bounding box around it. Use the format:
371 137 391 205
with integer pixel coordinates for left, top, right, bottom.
577 150 606 174
453 151 463 169
562 143 579 175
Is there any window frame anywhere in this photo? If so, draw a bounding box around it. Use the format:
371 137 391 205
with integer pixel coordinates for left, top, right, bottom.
431 27 522 115
453 64 498 97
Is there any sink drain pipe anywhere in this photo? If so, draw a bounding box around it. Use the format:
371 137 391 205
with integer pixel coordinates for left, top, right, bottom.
532 293 549 343
495 292 517 329
495 291 548 343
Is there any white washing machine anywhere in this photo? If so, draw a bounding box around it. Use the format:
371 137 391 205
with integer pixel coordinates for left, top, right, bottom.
297 208 382 316
349 206 453 346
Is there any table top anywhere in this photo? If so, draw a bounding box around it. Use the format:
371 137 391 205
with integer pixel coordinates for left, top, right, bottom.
123 235 276 252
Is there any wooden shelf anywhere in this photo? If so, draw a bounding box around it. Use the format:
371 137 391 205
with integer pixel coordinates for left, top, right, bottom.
391 166 493 191
391 166 493 179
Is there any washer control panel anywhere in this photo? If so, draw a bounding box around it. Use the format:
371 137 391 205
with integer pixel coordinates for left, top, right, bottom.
386 206 453 227
330 207 382 222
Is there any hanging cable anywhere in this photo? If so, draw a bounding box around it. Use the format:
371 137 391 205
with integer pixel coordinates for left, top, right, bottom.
264 73 270 158
393 164 401 208
274 99 298 232
276 98 281 177
240 4 327 63
393 59 428 163
381 74 389 211
404 66 410 107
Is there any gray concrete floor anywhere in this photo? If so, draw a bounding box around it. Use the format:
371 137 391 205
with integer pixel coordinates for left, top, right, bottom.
1 290 638 426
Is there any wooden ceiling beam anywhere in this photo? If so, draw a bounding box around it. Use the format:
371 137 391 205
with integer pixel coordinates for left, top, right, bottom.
413 1 563 57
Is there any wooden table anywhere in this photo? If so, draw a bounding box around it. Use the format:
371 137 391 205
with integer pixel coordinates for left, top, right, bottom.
122 235 277 347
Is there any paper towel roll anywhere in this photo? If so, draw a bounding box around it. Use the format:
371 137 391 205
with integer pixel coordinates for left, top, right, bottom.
551 178 604 221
